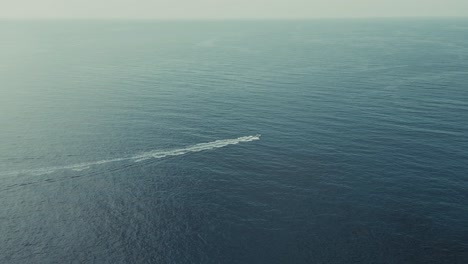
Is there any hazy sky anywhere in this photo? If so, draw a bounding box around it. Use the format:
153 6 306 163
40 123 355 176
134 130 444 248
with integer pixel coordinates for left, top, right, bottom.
1 0 468 19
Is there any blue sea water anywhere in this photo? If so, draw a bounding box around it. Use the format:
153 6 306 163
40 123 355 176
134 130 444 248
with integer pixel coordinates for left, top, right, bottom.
0 19 468 263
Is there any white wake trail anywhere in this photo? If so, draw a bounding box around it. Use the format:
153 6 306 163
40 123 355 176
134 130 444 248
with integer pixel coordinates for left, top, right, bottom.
2 135 261 177
133 134 261 162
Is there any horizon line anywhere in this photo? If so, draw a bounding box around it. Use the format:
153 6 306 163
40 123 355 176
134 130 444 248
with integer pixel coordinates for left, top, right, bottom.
1 15 468 21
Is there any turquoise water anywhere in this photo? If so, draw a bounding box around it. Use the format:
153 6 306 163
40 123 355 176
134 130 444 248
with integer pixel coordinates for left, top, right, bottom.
1 20 468 263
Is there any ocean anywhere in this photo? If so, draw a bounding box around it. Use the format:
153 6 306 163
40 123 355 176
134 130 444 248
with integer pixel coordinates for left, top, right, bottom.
0 19 467 263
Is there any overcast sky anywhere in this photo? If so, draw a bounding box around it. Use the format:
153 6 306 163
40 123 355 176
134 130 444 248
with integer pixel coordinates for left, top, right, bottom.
1 0 468 19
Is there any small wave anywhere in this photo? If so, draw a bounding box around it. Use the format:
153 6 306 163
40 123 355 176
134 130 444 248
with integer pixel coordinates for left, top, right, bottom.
2 135 261 177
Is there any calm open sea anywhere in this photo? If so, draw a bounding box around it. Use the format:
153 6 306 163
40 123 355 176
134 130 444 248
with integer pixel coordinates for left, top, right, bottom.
1 19 468 263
